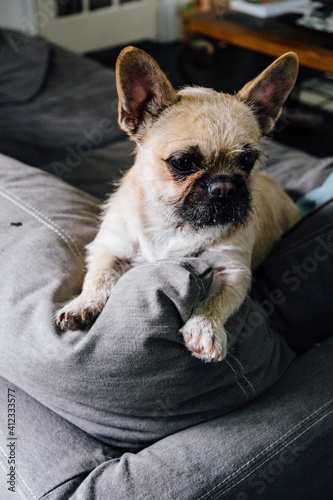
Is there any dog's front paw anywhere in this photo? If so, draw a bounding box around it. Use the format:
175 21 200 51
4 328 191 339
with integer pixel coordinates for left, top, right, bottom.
180 316 227 362
56 293 107 330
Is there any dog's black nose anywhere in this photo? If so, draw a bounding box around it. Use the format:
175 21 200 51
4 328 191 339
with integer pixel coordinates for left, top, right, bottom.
208 176 236 200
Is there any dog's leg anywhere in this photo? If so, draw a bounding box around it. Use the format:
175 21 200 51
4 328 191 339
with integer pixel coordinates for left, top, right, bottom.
181 263 252 362
56 242 129 330
181 228 254 362
56 213 133 329
56 175 139 330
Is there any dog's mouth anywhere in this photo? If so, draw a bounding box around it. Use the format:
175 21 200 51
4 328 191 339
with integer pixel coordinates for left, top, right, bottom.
177 174 252 230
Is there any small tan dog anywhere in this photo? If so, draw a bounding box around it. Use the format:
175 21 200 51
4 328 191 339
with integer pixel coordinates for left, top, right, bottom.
57 47 300 362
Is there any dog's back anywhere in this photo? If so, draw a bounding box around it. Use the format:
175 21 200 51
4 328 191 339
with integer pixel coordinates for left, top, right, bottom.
252 172 301 269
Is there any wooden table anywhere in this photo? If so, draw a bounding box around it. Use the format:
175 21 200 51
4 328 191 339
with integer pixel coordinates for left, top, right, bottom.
187 10 333 73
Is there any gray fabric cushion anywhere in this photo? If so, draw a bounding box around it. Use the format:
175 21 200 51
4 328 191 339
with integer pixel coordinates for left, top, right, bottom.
0 28 135 200
0 30 49 104
0 32 126 167
0 149 332 498
262 138 333 201
0 338 332 499
40 139 135 199
0 152 295 450
252 197 333 353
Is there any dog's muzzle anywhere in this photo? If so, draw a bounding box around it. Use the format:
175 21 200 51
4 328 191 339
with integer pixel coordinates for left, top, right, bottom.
179 173 251 229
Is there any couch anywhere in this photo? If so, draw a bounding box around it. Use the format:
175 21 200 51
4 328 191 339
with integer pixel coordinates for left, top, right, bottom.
0 30 332 499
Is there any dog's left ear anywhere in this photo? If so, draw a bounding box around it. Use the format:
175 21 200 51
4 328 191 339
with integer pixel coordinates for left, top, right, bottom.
237 52 299 135
116 46 179 138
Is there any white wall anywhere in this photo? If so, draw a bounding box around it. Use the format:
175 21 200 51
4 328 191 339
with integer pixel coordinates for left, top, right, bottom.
157 0 188 42
0 0 37 34
0 0 187 43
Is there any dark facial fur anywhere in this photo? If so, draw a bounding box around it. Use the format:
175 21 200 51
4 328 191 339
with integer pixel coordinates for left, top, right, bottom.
179 173 252 229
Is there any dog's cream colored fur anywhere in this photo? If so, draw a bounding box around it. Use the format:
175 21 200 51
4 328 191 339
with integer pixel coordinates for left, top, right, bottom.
57 48 300 362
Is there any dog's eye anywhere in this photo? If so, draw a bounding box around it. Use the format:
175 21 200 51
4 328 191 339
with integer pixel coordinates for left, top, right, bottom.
170 156 195 172
165 147 203 180
239 150 259 173
165 153 201 179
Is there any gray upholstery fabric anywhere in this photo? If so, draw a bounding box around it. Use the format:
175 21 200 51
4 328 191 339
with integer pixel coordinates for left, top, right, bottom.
0 153 295 450
40 139 135 199
0 341 332 499
0 30 49 104
253 197 333 353
0 152 332 499
262 138 333 201
0 33 126 167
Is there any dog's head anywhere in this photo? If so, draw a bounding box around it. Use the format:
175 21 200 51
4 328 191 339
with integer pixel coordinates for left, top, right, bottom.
116 47 298 232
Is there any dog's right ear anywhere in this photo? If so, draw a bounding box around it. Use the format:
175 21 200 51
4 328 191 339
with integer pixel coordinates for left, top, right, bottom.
116 46 179 138
237 52 299 135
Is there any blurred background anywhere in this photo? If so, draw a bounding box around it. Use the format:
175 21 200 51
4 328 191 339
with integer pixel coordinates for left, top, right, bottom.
1 0 333 156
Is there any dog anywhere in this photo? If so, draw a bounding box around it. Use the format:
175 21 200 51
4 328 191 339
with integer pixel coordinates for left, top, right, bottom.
57 47 301 362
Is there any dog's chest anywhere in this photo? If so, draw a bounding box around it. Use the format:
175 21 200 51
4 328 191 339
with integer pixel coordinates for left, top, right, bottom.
129 221 255 277
129 225 245 271
131 226 214 266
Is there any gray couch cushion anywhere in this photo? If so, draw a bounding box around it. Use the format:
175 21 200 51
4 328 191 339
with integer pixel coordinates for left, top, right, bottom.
0 30 49 104
262 138 333 201
0 150 332 499
0 152 296 451
0 340 332 499
40 139 135 199
0 31 127 167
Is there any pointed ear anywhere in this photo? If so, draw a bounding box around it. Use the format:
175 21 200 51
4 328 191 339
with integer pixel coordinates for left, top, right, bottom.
115 46 179 137
237 52 299 135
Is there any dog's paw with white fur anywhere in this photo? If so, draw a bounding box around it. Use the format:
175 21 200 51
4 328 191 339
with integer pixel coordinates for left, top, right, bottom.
56 293 107 330
180 315 227 362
